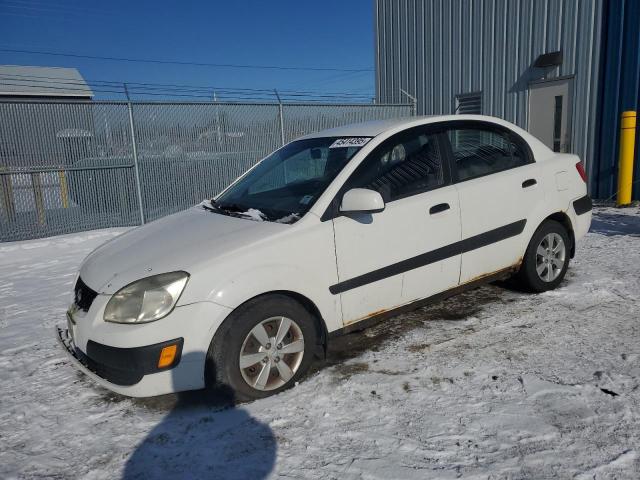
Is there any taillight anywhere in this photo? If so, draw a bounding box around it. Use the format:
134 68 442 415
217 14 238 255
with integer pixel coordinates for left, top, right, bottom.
575 162 587 183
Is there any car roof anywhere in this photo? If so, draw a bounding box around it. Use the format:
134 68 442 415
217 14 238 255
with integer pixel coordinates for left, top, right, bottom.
297 115 552 158
298 114 523 140
298 117 424 139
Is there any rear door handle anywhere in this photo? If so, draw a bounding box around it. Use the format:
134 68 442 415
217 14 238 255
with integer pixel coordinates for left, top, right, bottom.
522 179 537 188
429 203 450 215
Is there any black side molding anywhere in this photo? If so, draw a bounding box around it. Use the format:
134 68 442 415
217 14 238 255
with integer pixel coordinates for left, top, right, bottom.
573 195 592 215
329 219 526 294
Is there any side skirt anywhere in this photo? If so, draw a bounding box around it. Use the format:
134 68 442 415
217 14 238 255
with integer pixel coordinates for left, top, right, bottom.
328 266 518 339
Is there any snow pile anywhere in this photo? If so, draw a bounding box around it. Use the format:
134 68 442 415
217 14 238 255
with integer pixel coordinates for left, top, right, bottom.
1 208 639 478
239 208 266 222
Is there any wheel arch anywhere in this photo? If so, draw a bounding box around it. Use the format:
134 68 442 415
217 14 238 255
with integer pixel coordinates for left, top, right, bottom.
543 211 576 258
207 290 328 367
268 290 329 356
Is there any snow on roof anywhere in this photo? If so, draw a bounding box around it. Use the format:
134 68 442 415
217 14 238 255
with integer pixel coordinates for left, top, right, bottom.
0 65 93 98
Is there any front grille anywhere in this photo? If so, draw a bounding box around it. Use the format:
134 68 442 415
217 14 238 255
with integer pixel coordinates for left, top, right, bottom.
74 277 98 312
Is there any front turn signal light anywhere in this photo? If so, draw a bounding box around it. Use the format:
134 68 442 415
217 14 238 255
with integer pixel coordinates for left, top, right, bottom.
158 344 178 368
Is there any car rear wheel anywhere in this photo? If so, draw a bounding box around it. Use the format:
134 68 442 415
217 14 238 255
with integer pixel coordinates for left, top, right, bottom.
515 219 571 292
206 294 318 402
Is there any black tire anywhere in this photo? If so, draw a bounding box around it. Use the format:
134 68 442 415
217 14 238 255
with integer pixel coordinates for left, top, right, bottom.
514 219 571 293
206 294 319 402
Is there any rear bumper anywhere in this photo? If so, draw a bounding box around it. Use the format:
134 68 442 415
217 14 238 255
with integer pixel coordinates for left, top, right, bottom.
569 195 592 245
573 195 593 215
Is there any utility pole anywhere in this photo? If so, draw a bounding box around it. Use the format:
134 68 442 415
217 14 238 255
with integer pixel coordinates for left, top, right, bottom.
274 89 285 146
400 88 418 116
124 82 145 224
213 90 222 145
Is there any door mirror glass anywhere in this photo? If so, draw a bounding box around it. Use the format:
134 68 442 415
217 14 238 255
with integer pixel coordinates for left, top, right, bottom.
340 188 385 214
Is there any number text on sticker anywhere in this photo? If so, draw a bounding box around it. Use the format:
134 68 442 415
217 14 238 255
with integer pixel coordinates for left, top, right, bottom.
329 137 371 148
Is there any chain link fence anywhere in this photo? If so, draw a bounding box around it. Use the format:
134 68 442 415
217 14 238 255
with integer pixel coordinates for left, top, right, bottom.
0 100 412 242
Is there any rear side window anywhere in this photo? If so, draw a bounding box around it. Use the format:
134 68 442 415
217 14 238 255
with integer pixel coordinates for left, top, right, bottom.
447 127 529 181
344 128 445 202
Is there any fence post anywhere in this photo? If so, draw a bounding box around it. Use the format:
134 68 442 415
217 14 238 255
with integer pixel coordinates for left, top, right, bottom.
126 101 146 225
31 172 45 225
274 89 285 146
0 169 16 222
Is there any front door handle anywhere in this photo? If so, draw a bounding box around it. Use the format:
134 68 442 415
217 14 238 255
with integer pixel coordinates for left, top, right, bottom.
522 178 537 188
429 203 450 214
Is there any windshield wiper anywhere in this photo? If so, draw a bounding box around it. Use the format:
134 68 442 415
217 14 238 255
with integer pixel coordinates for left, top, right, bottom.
202 199 280 222
215 202 247 213
201 200 244 214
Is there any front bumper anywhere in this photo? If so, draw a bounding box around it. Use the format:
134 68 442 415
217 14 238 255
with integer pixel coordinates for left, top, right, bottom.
58 299 233 397
56 327 188 397
57 326 183 386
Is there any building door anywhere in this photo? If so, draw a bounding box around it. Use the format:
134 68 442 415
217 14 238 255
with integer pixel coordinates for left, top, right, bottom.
528 78 573 153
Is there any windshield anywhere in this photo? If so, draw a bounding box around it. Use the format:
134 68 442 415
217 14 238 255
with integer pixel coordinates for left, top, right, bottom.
210 137 369 223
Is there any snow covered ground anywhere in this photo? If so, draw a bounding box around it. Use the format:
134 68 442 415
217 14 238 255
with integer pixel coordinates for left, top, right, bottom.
1 207 639 479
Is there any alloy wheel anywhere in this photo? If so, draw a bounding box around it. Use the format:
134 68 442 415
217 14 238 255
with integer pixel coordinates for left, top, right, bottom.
535 232 566 282
239 316 305 391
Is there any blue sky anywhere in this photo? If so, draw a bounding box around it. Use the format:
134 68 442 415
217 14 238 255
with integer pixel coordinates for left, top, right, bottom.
0 0 376 100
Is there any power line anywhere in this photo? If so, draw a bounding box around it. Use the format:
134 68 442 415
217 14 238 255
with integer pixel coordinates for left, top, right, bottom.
0 47 374 72
0 81 375 103
1 3 110 18
0 81 373 101
0 73 374 100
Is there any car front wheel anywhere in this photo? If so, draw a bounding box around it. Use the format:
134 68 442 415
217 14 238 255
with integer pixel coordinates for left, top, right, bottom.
206 294 318 402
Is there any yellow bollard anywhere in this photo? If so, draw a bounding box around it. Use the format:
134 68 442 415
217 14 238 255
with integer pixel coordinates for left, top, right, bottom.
617 111 637 206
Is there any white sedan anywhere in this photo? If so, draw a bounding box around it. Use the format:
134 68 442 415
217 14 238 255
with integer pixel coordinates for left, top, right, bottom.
57 115 592 401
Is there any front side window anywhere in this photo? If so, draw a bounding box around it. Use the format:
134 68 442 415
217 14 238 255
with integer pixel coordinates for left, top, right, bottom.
447 127 528 181
343 128 445 202
213 137 365 223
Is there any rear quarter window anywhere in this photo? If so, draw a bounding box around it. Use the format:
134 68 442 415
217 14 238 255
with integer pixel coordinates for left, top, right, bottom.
447 125 531 182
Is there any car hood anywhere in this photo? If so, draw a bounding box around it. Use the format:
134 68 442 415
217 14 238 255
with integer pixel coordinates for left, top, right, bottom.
79 205 286 294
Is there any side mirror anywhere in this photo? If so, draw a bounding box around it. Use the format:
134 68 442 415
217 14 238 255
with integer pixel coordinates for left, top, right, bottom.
340 188 385 214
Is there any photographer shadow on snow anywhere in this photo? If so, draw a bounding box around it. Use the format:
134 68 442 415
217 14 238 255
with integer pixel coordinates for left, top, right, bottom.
123 352 277 480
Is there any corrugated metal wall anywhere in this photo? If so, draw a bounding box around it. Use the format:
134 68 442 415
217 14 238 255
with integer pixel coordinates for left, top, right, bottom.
375 0 604 194
594 0 640 200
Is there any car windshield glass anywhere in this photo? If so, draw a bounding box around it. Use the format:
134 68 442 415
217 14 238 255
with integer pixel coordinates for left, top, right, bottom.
211 137 368 223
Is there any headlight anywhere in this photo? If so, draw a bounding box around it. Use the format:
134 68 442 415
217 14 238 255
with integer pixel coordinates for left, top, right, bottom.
104 271 189 324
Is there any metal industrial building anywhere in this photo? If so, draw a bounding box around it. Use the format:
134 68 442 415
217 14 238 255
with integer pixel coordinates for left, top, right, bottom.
0 66 95 168
374 0 640 200
0 65 93 100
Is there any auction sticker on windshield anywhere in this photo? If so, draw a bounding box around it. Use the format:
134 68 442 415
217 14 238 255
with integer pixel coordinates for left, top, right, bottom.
329 137 371 148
